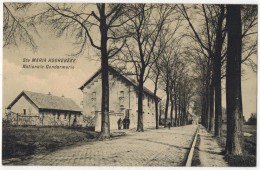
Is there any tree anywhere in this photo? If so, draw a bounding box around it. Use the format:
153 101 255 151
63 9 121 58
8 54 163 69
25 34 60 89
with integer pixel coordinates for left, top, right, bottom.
213 5 225 137
225 4 244 155
159 44 187 127
160 49 175 128
179 4 215 130
179 5 228 135
123 4 175 131
30 3 127 139
150 17 181 129
3 3 37 50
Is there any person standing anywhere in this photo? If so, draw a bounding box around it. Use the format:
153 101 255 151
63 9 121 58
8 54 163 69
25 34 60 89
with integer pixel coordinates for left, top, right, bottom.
167 122 171 130
122 117 126 129
117 118 123 130
126 118 130 129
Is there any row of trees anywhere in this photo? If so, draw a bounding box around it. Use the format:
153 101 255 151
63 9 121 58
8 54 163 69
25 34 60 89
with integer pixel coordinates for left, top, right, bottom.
4 3 257 156
181 4 257 155
4 3 194 135
153 46 194 128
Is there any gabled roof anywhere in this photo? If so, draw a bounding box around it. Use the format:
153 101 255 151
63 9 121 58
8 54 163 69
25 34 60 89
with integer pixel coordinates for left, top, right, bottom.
79 66 161 100
7 91 82 112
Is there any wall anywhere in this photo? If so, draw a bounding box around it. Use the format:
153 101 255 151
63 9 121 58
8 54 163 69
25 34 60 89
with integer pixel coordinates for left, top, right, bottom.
42 111 82 127
9 95 82 126
11 95 39 116
82 71 157 131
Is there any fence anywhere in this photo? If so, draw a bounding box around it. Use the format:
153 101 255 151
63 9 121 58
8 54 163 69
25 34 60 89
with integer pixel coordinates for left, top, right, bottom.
5 111 40 126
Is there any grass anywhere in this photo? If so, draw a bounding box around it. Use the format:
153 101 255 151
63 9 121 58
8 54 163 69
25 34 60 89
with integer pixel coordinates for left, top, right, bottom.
2 126 98 160
217 124 256 167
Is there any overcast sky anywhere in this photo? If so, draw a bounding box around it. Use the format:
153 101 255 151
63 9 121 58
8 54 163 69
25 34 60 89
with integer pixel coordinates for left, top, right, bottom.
2 3 257 121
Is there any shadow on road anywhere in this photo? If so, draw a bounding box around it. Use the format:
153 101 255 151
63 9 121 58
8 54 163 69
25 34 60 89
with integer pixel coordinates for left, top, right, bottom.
125 137 191 150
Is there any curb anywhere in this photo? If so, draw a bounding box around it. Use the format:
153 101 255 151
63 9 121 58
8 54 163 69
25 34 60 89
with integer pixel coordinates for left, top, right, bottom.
185 125 199 166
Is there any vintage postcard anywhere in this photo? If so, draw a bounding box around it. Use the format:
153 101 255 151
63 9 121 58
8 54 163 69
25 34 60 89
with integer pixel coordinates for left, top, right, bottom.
2 2 257 167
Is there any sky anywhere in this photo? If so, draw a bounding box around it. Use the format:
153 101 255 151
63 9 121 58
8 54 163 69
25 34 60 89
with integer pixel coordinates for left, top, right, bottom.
1 3 257 121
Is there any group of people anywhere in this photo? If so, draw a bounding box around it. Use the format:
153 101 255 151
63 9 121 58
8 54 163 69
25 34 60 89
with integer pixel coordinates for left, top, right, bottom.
117 117 130 130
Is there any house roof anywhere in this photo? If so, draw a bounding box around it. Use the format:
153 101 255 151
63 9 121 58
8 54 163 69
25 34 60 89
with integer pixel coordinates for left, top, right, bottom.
7 91 82 112
79 66 161 100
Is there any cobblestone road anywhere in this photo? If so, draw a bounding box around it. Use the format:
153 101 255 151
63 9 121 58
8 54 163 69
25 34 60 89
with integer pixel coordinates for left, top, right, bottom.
25 124 197 166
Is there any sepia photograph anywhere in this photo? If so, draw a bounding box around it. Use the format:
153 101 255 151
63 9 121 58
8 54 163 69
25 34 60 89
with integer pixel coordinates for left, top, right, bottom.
1 1 258 167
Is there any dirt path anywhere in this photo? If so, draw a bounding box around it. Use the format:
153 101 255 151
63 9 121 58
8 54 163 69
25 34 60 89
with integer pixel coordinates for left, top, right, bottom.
198 125 228 167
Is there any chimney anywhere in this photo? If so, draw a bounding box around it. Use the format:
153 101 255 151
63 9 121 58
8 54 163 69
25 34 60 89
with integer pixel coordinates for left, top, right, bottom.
61 94 64 98
48 92 51 95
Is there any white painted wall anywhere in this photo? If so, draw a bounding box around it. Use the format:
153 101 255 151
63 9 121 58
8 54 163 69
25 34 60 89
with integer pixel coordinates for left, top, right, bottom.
11 95 39 116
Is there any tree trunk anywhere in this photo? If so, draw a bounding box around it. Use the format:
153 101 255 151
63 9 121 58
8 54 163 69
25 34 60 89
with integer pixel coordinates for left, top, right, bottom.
201 94 205 126
214 5 225 137
206 78 211 129
98 4 110 139
137 69 145 132
178 90 182 126
183 107 186 125
170 93 174 127
153 69 160 129
164 83 170 128
204 86 209 128
159 102 162 126
225 4 244 155
174 86 178 127
209 79 215 132
155 98 159 129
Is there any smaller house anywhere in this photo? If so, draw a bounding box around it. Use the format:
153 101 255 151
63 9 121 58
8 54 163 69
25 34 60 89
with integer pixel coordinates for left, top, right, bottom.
6 91 82 126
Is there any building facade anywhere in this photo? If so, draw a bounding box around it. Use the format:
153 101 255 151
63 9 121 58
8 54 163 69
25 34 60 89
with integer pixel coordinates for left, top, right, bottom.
79 66 160 131
6 91 82 126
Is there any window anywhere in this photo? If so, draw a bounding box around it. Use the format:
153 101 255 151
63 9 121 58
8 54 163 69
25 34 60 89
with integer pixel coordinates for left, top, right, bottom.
92 92 96 101
23 109 26 115
119 91 124 99
57 113 60 120
119 91 124 107
64 113 67 119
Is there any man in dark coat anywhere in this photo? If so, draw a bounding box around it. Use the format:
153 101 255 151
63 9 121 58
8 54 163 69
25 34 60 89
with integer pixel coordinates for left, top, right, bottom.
122 117 126 129
117 118 123 130
167 122 171 129
126 118 130 129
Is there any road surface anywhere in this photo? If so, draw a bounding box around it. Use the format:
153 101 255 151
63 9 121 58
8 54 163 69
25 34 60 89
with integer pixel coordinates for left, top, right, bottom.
22 125 197 166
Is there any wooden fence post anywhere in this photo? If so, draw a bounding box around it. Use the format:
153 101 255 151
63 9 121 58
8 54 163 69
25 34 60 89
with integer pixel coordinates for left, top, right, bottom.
16 113 19 126
69 113 71 127
42 113 44 126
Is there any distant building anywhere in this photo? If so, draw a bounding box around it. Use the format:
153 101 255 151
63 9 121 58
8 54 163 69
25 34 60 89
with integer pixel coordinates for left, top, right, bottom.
79 66 161 131
6 91 82 126
187 112 198 125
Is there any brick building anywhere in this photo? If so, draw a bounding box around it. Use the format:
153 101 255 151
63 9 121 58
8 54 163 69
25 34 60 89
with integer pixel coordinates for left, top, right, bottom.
79 66 161 131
